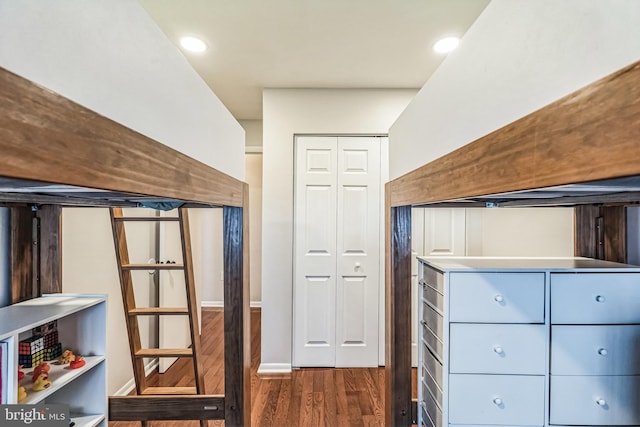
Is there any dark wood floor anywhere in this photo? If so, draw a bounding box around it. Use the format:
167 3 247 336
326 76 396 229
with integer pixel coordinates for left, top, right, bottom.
110 308 416 426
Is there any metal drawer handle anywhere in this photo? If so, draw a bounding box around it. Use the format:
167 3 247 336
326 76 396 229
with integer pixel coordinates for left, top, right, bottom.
493 397 503 406
493 345 504 355
596 398 607 406
494 294 504 303
598 347 608 356
595 295 606 303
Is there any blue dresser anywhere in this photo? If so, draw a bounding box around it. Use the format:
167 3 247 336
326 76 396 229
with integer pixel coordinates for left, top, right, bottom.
417 256 640 427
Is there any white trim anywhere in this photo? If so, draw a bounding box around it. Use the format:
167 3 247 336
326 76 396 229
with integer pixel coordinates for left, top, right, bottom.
257 363 292 374
201 300 224 308
113 359 159 396
201 300 262 308
245 146 263 153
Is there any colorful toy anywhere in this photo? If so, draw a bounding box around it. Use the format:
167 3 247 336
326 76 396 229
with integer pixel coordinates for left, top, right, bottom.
32 373 51 391
31 362 50 383
17 365 24 381
58 349 75 365
70 356 85 369
18 336 45 368
17 386 27 402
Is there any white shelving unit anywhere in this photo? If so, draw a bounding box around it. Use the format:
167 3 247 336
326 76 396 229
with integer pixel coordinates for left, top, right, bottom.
0 294 107 427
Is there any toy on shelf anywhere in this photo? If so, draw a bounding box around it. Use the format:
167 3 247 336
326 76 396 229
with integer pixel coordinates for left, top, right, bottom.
31 362 50 383
18 320 63 368
58 349 75 365
18 336 45 368
17 365 24 381
32 373 51 391
17 386 27 402
70 356 85 369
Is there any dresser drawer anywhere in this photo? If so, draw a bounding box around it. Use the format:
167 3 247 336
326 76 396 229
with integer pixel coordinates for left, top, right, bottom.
422 342 444 389
450 324 546 375
551 325 640 375
421 367 443 410
448 374 545 426
420 405 434 427
551 273 640 324
422 322 443 361
421 264 444 294
449 272 545 323
420 383 443 427
422 282 444 312
550 375 640 425
422 301 444 339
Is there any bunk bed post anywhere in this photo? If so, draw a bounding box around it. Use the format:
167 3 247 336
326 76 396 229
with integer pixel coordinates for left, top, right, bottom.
223 182 251 427
575 205 627 262
11 205 62 302
385 181 412 426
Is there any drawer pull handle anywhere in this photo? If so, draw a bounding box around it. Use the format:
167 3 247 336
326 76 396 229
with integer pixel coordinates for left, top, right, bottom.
598 348 608 356
493 397 503 406
595 295 606 303
494 294 504 303
596 398 607 406
493 345 504 355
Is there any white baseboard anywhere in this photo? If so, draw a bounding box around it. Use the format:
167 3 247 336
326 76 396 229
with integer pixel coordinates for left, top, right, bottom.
257 363 292 374
201 300 262 308
113 359 159 396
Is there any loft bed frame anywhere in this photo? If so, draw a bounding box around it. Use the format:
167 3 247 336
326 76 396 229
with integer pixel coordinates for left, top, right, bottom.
385 60 640 425
0 67 250 426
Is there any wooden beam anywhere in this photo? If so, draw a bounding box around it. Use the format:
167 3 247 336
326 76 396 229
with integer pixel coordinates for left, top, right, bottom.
385 203 412 426
109 395 225 421
390 61 640 207
0 67 244 207
223 183 251 427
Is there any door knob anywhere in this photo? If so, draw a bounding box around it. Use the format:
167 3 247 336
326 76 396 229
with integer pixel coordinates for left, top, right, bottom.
354 262 361 271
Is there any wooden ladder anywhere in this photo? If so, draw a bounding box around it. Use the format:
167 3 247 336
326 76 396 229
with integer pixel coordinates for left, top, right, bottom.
110 207 206 427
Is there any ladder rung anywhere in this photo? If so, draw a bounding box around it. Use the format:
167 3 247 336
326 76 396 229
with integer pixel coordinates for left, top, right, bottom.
122 263 184 270
141 387 198 395
113 217 180 222
128 308 189 316
135 349 193 358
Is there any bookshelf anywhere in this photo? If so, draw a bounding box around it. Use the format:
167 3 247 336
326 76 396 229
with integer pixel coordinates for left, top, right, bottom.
0 294 106 427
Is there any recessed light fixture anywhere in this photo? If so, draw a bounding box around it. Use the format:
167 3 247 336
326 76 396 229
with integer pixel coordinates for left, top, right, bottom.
433 36 460 54
180 36 207 53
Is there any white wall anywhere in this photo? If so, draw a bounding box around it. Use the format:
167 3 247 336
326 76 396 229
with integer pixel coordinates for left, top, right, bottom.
0 0 244 394
245 153 263 304
389 0 640 180
261 89 416 372
0 0 244 180
465 208 574 256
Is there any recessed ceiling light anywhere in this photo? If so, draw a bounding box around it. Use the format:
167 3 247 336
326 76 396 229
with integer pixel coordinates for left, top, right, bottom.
180 36 207 53
433 36 460 54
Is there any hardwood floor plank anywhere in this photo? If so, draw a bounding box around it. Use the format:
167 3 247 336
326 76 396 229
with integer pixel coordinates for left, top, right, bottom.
110 308 407 427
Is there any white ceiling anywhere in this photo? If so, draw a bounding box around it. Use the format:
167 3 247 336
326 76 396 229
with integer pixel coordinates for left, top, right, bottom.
139 0 490 120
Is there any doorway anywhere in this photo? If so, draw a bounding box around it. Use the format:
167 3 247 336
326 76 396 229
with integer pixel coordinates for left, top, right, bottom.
293 135 382 367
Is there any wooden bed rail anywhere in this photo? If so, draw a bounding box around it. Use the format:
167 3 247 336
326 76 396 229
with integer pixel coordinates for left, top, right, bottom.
109 395 226 421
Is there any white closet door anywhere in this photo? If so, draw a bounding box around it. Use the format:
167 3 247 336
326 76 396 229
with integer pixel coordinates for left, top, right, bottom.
293 136 338 366
335 136 380 367
294 136 381 367
424 208 466 256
